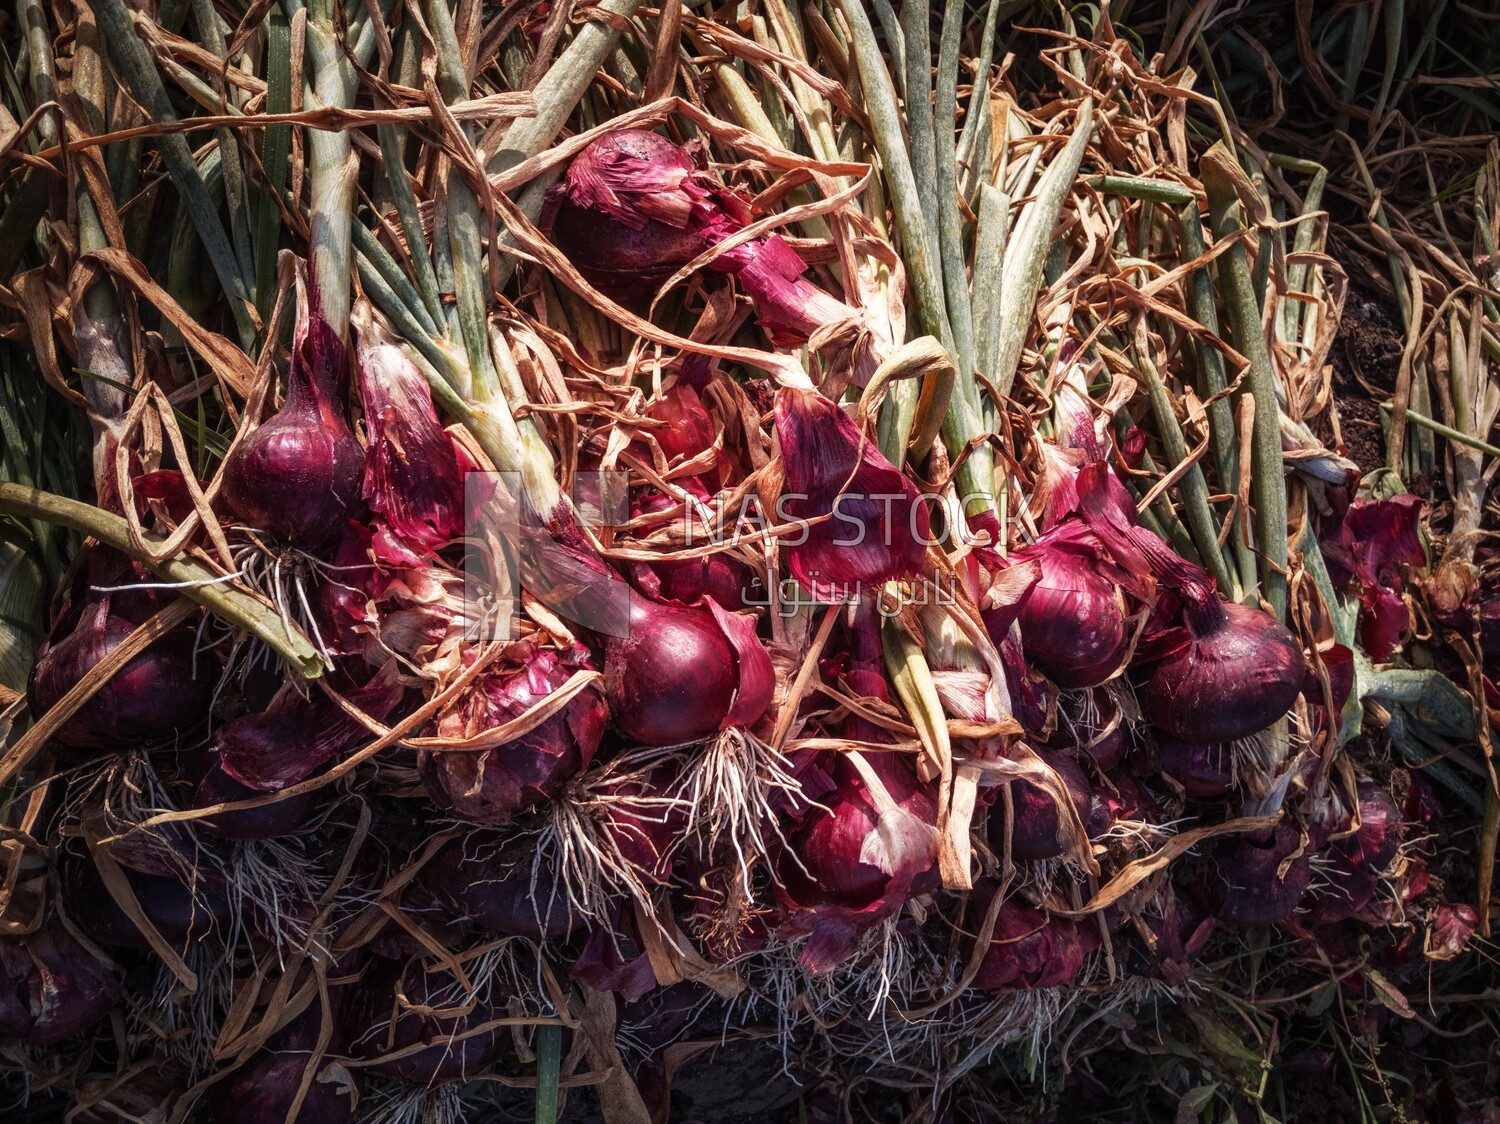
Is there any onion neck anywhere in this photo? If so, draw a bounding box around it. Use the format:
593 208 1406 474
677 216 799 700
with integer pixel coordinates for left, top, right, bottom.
304 2 356 340
1181 580 1229 638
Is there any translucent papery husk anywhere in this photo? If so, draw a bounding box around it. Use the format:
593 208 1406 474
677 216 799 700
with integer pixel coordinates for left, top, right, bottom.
0 922 123 1046
421 643 607 825
216 662 404 791
774 387 931 601
354 312 466 552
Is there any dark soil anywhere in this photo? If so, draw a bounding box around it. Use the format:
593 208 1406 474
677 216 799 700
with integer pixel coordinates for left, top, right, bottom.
1329 250 1405 478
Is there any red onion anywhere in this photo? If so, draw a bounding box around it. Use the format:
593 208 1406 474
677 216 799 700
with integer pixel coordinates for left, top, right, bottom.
216 665 403 791
774 386 931 601
206 995 363 1124
989 748 1110 862
1062 686 1127 771
1012 522 1129 688
968 884 1097 992
604 594 773 745
636 552 759 610
549 130 723 299
775 751 939 974
27 553 211 749
629 491 760 609
642 379 722 489
571 911 659 1000
193 761 318 841
422 644 607 824
412 834 581 940
1069 461 1305 740
1158 739 1235 800
221 276 364 550
355 315 465 551
0 923 121 1045
1303 781 1403 925
1144 595 1304 743
517 513 772 745
551 131 856 345
1204 821 1311 927
206 1045 362 1124
596 765 687 883
60 845 232 950
351 958 508 1083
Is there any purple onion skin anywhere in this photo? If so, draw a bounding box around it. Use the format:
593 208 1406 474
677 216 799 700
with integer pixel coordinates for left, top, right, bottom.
1206 821 1311 927
222 308 364 550
777 753 938 911
990 750 1107 862
600 768 685 882
194 763 318 841
351 960 508 1083
207 972 365 1124
207 1047 363 1124
774 387 931 602
781 787 892 909
420 648 608 825
61 848 231 951
0 924 121 1046
1158 739 1235 800
1145 600 1304 742
550 131 710 300
1017 542 1128 689
553 198 707 300
1049 687 1126 770
27 600 211 750
412 837 580 940
604 597 741 746
969 887 1097 992
1302 782 1403 925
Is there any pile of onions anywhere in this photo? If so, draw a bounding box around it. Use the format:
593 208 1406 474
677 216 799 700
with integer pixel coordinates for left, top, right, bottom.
8 93 1452 1119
